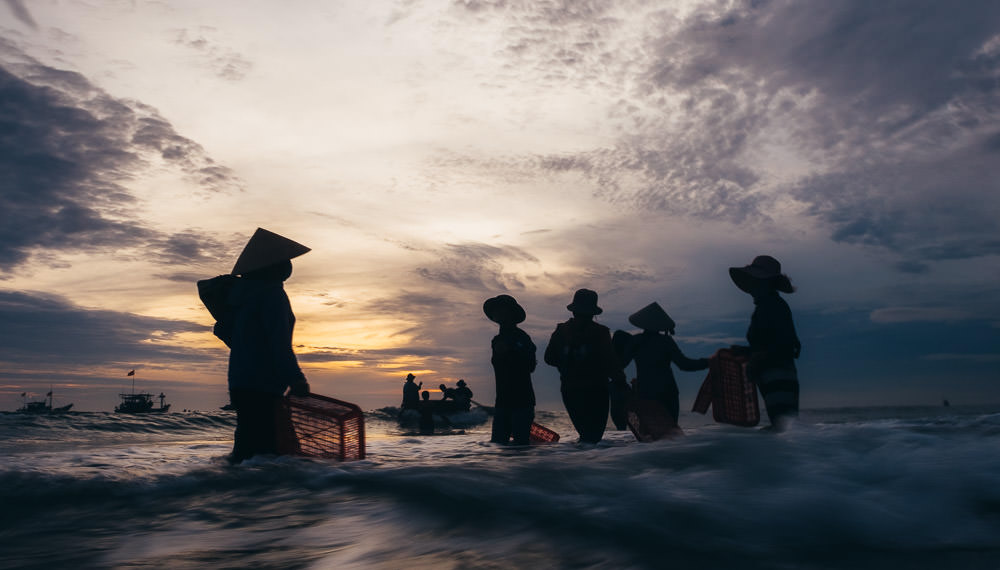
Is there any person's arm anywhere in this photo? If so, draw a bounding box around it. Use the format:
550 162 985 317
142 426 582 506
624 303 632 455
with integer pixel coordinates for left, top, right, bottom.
598 327 627 387
666 336 709 371
263 288 308 394
543 325 564 368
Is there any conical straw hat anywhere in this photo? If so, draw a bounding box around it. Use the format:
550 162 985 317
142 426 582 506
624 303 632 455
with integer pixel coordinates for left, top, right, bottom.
628 302 676 333
231 228 311 275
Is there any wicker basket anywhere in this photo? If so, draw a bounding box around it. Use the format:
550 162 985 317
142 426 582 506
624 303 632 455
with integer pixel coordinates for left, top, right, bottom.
692 349 760 427
277 393 366 460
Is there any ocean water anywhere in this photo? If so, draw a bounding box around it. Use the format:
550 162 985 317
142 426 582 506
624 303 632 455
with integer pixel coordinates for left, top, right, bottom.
2 405 1000 569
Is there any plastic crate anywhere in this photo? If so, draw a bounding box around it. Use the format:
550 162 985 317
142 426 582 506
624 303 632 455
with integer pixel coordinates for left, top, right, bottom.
529 422 560 444
277 393 366 460
692 349 760 427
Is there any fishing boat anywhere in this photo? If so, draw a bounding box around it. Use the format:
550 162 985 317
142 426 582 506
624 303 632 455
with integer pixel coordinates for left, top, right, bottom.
115 391 170 414
17 390 73 414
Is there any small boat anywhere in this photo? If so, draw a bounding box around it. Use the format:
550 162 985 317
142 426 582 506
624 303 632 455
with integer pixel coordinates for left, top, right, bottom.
17 391 73 414
116 392 170 414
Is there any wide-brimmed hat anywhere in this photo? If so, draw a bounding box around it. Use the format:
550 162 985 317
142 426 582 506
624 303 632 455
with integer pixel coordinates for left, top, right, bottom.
628 302 676 333
405 373 416 382
567 288 602 315
483 294 526 324
729 255 794 294
231 228 311 276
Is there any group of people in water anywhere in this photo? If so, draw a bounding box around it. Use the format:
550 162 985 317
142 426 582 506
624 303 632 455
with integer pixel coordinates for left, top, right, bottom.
204 228 801 461
485 254 801 445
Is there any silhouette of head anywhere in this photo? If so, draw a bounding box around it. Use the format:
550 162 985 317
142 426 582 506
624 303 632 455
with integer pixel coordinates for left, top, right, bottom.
567 289 602 316
439 384 447 390
457 379 466 387
483 295 526 325
242 259 292 282
421 391 430 400
628 302 676 334
729 255 795 294
231 227 310 276
405 373 416 383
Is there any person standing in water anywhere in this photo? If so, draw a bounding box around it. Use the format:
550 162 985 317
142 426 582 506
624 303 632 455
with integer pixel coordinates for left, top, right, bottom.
221 228 311 463
401 373 422 410
729 255 802 430
613 302 709 426
544 289 627 444
483 294 537 446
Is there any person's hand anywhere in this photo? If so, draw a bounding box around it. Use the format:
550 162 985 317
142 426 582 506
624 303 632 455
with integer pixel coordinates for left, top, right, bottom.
289 381 310 397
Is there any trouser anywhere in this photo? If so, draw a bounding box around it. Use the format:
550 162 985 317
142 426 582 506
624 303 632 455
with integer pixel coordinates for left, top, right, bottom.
491 406 535 445
757 378 799 428
561 384 609 443
230 389 282 462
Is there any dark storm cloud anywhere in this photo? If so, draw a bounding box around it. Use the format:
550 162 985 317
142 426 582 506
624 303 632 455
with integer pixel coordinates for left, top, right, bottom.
0 290 216 367
0 42 241 273
449 1 1000 266
2 0 36 29
414 242 539 291
172 28 253 82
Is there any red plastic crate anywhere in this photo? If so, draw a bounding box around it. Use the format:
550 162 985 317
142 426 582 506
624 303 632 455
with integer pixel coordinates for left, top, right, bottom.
529 422 560 444
692 349 760 427
278 393 366 460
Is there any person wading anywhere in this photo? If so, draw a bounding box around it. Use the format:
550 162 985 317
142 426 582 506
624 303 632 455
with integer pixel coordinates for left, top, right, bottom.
544 289 627 444
484 294 537 446
729 255 802 431
217 228 311 463
613 302 709 427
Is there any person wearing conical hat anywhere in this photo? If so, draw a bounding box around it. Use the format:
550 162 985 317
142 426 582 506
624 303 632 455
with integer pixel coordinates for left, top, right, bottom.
483 294 537 445
223 228 311 463
543 289 627 444
613 302 709 427
729 255 802 430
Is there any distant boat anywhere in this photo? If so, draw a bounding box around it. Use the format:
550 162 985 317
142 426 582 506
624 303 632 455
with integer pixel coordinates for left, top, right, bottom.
17 391 73 414
116 392 170 414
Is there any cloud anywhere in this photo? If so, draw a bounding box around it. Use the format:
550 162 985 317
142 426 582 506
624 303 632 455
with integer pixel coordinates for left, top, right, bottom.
446 0 1000 268
172 28 253 82
3 0 36 30
922 353 1000 363
0 290 215 367
0 41 241 273
869 306 974 324
414 242 540 291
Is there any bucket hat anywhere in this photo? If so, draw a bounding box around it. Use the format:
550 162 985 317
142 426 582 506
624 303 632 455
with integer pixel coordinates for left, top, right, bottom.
567 288 602 316
628 302 676 333
231 228 311 276
729 255 794 293
483 294 526 324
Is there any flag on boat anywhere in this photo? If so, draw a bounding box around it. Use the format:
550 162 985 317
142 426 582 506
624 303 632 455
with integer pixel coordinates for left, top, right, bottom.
127 370 135 376
46 391 52 396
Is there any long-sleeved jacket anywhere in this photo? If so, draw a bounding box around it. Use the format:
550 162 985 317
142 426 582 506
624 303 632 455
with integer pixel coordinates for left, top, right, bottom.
747 291 801 382
544 318 626 389
617 331 707 399
491 325 537 408
226 278 306 394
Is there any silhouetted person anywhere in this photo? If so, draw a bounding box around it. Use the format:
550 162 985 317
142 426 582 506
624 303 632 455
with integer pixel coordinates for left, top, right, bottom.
614 302 709 426
438 383 458 402
484 295 537 445
544 289 627 443
729 255 801 430
221 228 311 463
454 379 473 409
401 373 422 409
418 390 435 435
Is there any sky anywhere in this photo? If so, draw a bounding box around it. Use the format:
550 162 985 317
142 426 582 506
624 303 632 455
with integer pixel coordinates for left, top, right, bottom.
1 0 998 412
